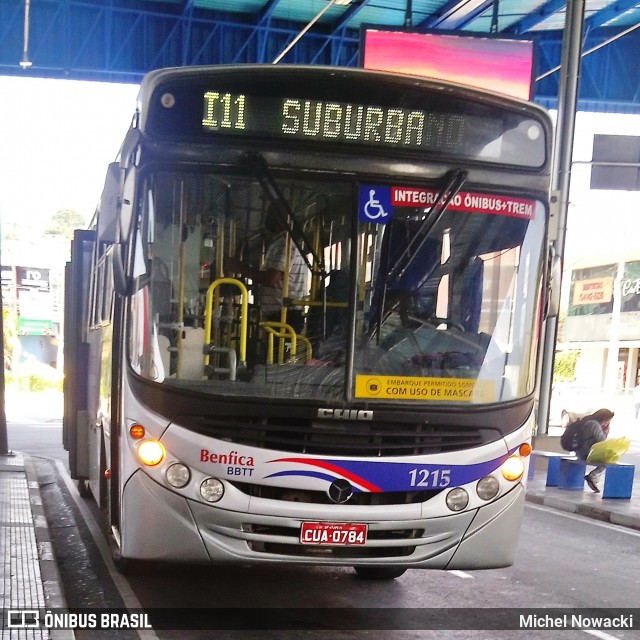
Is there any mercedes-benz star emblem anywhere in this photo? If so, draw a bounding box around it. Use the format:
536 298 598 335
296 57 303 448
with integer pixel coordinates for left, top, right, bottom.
328 479 353 504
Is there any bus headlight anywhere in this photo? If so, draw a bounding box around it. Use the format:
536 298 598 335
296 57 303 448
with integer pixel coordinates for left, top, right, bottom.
476 476 500 500
166 463 191 488
200 478 224 503
501 456 525 481
136 440 165 466
446 487 469 512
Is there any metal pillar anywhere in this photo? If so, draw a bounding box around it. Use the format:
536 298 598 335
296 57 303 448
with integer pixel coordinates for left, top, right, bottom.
0 280 8 454
537 0 586 434
603 260 624 394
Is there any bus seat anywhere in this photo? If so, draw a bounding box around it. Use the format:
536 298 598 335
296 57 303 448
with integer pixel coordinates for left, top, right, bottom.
369 220 442 331
151 257 173 319
156 333 171 380
177 327 205 379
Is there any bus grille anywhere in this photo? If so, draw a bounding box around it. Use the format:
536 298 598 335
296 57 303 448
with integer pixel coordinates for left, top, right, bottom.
229 481 439 505
243 523 421 558
176 414 497 457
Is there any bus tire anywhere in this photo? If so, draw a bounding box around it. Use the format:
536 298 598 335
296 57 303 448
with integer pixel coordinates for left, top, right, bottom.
353 566 408 580
77 479 90 497
111 549 141 575
109 531 140 574
113 557 137 575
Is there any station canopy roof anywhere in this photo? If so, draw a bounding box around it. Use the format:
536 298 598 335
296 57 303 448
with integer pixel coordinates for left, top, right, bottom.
2 0 640 112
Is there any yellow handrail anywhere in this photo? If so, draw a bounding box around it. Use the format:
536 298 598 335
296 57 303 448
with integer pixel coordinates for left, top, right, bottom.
296 334 313 363
204 278 248 370
259 321 296 365
259 321 313 364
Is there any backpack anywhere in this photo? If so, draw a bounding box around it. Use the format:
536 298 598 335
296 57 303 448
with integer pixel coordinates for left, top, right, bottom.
560 418 583 452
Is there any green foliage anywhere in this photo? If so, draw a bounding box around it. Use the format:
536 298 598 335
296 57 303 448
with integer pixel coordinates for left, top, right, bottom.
2 308 17 370
553 350 580 382
44 208 86 239
12 360 63 392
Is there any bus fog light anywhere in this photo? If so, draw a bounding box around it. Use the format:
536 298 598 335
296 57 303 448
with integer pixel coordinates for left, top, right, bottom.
136 440 165 466
166 463 191 488
446 487 469 512
501 456 525 481
476 476 500 500
200 478 224 503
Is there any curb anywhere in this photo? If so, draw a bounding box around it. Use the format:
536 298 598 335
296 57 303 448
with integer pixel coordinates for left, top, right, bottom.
525 491 640 532
23 454 76 640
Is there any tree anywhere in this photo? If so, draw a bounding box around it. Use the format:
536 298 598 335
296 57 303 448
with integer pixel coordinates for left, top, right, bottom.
2 307 16 371
553 350 580 382
44 208 86 239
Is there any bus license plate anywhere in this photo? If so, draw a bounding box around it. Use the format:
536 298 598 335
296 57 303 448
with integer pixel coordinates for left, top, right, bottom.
300 522 368 546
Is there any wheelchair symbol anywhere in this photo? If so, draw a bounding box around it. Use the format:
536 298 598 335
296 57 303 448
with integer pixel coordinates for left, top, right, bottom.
363 190 389 220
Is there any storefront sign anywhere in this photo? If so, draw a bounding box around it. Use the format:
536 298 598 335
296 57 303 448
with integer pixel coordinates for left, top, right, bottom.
572 277 613 305
622 277 640 298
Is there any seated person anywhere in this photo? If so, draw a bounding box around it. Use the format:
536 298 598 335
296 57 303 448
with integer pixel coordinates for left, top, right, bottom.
226 204 307 333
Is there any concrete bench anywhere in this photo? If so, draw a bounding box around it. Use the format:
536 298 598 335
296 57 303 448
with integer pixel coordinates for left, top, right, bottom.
528 450 576 486
557 457 635 499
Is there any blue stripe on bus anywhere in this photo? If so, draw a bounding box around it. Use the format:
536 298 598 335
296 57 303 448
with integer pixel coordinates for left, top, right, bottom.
265 450 517 492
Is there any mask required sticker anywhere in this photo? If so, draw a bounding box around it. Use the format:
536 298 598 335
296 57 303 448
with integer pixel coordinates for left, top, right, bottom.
354 375 495 402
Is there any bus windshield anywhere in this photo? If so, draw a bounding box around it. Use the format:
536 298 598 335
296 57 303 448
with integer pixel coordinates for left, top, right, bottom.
130 166 545 406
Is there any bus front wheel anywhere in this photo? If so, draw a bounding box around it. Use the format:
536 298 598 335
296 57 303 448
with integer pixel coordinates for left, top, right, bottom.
77 479 90 497
109 531 141 575
353 566 408 580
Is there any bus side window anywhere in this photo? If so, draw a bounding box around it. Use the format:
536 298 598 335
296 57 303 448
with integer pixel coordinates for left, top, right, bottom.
460 257 483 333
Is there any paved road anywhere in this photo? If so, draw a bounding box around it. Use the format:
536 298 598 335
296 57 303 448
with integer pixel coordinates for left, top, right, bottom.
21 447 640 640
33 453 640 639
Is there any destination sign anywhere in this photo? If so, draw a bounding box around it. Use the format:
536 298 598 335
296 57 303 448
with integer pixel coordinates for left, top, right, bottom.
202 90 500 156
198 90 545 166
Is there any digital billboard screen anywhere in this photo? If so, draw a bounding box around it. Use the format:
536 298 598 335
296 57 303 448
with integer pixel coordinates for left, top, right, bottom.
362 29 534 101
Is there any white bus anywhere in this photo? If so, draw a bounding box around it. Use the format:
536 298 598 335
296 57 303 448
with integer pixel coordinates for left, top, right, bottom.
64 64 553 578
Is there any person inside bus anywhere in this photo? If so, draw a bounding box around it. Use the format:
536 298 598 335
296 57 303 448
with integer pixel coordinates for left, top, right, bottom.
225 203 308 333
562 408 614 493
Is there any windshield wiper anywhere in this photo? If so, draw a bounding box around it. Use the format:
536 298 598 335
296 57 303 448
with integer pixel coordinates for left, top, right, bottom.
373 168 468 339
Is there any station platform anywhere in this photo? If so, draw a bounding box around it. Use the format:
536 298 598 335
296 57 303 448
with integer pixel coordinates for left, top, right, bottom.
1 445 638 637
0 451 73 639
525 464 640 530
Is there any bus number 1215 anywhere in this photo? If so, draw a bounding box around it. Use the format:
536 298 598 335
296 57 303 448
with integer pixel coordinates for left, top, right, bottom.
408 468 451 488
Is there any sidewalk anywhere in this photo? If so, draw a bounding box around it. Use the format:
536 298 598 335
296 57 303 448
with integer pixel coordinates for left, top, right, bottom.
0 443 637 638
529 428 640 530
0 450 72 640
525 461 640 530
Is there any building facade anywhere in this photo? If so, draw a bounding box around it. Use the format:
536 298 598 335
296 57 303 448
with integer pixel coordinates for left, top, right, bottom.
1 237 67 369
559 257 640 393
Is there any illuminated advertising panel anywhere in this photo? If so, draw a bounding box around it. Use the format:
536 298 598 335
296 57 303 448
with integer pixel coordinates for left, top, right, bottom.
362 29 534 100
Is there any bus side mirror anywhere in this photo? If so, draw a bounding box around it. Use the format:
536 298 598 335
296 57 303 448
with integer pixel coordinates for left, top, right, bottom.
112 243 132 297
97 163 120 243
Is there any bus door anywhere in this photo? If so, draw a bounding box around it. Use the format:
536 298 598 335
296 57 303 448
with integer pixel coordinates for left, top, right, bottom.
63 229 95 492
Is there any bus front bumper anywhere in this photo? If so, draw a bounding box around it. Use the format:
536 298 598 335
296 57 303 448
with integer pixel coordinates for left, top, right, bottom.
120 471 525 569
